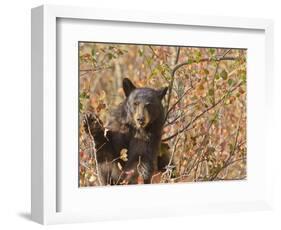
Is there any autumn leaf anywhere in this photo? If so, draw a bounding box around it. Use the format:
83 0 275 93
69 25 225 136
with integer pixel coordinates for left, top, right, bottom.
120 148 128 161
89 175 96 183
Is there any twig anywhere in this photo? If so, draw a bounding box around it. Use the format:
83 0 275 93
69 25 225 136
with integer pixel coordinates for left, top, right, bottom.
115 171 124 185
84 115 103 186
164 114 182 127
80 66 113 76
225 157 246 168
211 49 232 105
171 56 237 78
137 156 143 179
80 161 91 170
174 47 181 65
161 134 181 182
162 81 243 142
211 63 219 104
210 114 243 180
151 171 162 184
193 109 221 181
164 102 198 128
148 45 160 59
183 107 221 181
165 47 181 113
211 157 246 181
162 126 195 142
164 87 193 122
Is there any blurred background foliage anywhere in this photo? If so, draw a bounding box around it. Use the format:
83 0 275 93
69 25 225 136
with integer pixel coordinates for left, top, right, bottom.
79 42 246 186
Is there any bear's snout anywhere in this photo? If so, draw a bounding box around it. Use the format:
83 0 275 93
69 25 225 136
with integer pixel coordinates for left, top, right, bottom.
137 117 145 126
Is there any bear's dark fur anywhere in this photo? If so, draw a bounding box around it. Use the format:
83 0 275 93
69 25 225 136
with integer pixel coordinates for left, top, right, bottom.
116 78 168 183
83 78 168 184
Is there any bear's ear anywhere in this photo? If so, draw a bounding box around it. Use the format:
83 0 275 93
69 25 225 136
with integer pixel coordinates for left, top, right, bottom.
157 86 168 100
123 78 136 97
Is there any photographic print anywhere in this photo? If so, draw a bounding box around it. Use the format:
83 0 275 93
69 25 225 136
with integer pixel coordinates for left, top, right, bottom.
79 42 247 187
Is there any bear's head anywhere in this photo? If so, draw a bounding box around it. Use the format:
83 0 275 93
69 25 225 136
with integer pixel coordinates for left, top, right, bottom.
123 78 168 129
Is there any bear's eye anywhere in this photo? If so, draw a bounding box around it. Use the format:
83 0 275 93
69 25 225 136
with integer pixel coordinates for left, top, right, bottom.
145 102 151 107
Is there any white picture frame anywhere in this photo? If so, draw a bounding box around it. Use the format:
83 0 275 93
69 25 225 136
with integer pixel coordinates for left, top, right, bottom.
31 4 274 225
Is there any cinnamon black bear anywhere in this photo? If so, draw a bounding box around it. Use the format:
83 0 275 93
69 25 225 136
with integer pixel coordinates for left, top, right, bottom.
84 78 168 185
119 78 168 183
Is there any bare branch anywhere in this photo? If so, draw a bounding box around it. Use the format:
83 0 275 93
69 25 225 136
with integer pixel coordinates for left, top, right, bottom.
172 56 237 78
174 47 181 65
151 172 162 184
210 114 243 180
84 114 103 186
148 45 160 59
164 87 193 122
161 134 181 182
185 107 221 180
165 47 181 112
162 81 243 142
80 66 113 76
211 49 232 105
211 157 246 181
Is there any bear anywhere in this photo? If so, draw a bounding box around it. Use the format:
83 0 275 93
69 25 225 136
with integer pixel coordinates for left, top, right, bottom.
118 78 168 184
83 78 168 185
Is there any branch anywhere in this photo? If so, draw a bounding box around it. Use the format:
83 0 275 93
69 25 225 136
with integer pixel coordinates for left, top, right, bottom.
164 101 198 128
164 50 236 120
211 157 246 181
164 87 193 122
174 47 181 65
84 114 103 186
211 49 232 105
80 66 112 72
171 56 237 78
210 114 243 181
161 134 181 182
162 81 243 142
148 45 160 59
165 47 181 112
184 107 221 180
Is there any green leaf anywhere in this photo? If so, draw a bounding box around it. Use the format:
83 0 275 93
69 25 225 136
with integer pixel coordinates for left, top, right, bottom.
194 50 202 63
241 72 246 83
187 58 193 64
191 95 198 101
229 143 234 151
208 89 214 96
215 74 220 80
146 57 153 67
208 48 216 55
204 69 209 75
138 49 144 56
149 67 159 79
220 70 228 80
80 92 89 99
108 53 113 60
91 49 97 62
117 49 124 55
227 79 234 86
